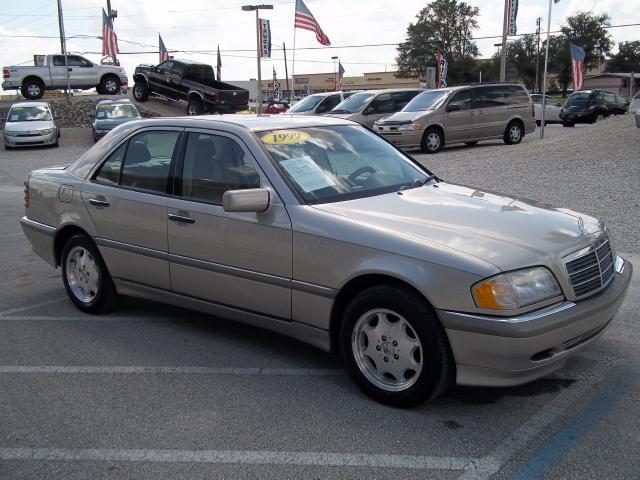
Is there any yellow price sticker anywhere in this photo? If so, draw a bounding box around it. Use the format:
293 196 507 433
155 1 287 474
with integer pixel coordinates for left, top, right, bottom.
261 130 310 145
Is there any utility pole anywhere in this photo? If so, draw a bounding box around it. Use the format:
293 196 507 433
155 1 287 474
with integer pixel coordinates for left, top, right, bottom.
56 0 71 98
535 17 541 93
106 0 118 65
331 56 338 91
499 0 509 81
242 4 273 115
283 42 290 103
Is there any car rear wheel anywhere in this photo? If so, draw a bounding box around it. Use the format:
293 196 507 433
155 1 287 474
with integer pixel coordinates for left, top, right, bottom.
187 98 204 116
133 81 149 102
339 285 454 407
503 121 524 145
562 121 575 127
420 128 444 154
61 234 119 313
21 78 45 100
100 75 121 95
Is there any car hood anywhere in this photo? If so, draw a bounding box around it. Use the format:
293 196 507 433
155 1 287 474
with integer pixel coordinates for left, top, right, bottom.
94 117 139 130
5 120 55 132
377 111 427 124
312 182 603 271
324 112 357 120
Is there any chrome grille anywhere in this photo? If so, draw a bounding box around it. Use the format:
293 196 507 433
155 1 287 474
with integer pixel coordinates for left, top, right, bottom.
565 240 614 299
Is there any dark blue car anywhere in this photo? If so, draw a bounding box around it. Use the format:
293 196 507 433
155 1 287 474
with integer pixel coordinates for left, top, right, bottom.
92 99 141 142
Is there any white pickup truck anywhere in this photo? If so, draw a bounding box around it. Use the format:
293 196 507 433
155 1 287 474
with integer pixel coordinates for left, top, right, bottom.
2 54 128 100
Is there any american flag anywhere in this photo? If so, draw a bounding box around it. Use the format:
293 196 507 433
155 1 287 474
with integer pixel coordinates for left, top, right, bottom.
570 43 585 91
102 8 119 57
337 62 345 90
159 34 169 63
294 0 331 46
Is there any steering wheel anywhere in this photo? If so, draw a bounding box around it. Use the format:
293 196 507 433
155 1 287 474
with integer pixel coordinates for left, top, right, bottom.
348 166 376 183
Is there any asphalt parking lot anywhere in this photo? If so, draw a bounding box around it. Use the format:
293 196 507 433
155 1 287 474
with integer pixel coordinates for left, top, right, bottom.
1 115 639 479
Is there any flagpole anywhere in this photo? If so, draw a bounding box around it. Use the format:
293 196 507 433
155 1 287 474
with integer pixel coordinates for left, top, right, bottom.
540 0 553 139
291 23 297 100
499 0 509 82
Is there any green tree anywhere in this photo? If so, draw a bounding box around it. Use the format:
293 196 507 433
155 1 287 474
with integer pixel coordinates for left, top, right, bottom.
488 34 539 89
607 41 640 72
396 0 480 84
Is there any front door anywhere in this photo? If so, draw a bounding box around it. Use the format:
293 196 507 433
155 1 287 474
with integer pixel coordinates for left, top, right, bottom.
148 61 174 97
66 55 97 88
81 128 182 290
167 130 293 319
444 89 476 142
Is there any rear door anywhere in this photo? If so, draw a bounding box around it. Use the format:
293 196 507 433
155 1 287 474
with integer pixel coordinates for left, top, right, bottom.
167 129 293 319
443 88 476 141
81 128 182 290
474 85 509 138
49 55 71 87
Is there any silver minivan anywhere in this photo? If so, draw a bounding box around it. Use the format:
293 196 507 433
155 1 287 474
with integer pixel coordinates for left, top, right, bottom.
375 84 536 153
283 91 349 116
326 89 423 127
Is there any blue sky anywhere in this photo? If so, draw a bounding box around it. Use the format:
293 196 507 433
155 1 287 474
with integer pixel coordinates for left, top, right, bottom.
1 0 637 90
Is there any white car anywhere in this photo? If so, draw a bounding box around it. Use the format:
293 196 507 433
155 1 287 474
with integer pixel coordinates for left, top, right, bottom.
630 91 640 113
3 101 60 149
531 94 563 126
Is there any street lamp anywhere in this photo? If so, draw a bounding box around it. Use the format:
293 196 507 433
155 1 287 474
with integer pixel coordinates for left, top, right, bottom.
331 55 338 91
242 4 273 115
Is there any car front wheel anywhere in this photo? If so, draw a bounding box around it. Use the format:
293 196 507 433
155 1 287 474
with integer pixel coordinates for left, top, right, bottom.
61 234 119 313
420 128 444 154
339 285 454 407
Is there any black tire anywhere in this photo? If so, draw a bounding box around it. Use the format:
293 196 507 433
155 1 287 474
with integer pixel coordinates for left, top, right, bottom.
562 121 575 127
21 78 45 100
100 75 121 95
464 141 478 147
96 85 104 95
420 127 444 154
187 98 204 116
503 120 524 145
4 144 14 150
339 285 454 407
133 81 149 102
61 234 120 313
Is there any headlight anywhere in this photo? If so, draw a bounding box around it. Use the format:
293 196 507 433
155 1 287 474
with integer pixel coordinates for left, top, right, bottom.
398 122 423 131
472 267 562 310
39 128 54 135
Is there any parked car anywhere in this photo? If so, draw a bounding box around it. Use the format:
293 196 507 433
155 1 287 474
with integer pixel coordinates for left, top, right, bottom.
375 83 536 153
2 54 128 100
264 101 290 114
20 115 632 407
3 101 59 149
92 99 141 142
531 94 563 126
629 91 640 113
283 91 347 116
132 59 249 116
559 90 628 127
326 89 423 127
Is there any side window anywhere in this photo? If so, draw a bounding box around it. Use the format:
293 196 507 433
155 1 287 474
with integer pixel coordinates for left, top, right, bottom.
369 93 395 114
475 86 507 108
317 95 341 113
120 131 180 194
67 56 91 67
52 56 66 67
180 132 260 205
392 91 420 110
93 143 127 186
603 92 616 105
447 90 473 111
504 86 530 105
157 61 173 74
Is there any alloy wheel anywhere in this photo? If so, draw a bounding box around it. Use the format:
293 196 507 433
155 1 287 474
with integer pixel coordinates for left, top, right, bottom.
65 246 100 303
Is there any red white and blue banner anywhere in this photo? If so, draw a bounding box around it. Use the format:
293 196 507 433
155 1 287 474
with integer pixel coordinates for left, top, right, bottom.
294 0 331 46
570 43 586 91
102 8 119 57
159 34 169 63
507 0 519 36
338 62 345 90
273 67 281 99
437 50 448 88
259 18 271 58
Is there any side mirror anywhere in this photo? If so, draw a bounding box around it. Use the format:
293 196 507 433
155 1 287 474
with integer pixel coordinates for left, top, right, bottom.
223 188 270 213
446 103 460 112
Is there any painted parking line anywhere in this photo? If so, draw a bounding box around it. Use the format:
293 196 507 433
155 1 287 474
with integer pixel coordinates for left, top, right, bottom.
0 365 344 376
0 298 67 316
456 355 623 480
0 448 483 471
508 366 637 480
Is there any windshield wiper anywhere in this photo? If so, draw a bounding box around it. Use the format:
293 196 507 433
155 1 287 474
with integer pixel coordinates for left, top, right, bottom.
330 109 351 114
399 174 437 191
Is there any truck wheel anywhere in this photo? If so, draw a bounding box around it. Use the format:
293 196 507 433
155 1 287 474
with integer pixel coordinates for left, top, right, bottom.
133 81 149 102
100 75 120 95
187 98 204 116
339 285 454 407
21 78 45 100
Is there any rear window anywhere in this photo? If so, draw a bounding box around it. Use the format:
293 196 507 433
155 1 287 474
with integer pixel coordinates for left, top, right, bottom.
183 64 215 81
566 92 593 106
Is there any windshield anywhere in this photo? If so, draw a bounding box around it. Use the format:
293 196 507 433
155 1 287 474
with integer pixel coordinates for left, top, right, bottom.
7 105 52 122
565 92 593 106
402 90 448 112
95 104 139 119
259 125 431 204
288 95 323 112
331 92 374 114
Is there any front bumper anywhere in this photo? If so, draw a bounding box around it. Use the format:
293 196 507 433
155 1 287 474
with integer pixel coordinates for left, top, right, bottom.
4 131 57 147
437 257 632 387
376 127 423 149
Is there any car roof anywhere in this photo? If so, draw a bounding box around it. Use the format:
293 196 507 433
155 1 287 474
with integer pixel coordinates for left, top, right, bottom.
10 101 50 109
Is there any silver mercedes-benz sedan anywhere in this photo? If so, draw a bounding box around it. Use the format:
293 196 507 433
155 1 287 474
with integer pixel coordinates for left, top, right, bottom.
20 115 632 407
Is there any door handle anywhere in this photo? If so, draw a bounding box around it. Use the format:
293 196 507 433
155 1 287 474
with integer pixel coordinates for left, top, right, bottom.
169 213 195 224
89 198 110 207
